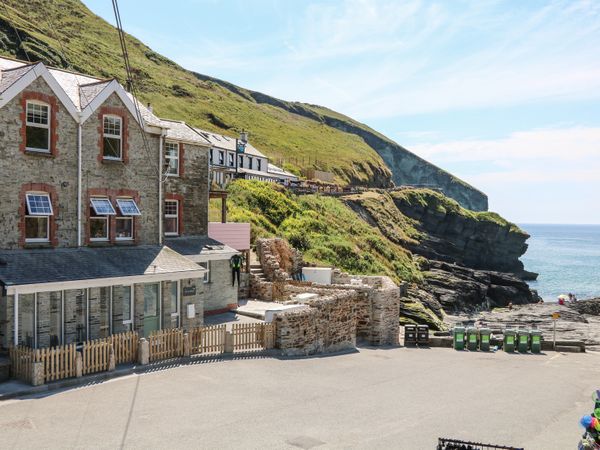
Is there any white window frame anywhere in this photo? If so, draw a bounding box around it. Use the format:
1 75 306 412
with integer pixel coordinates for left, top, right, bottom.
25 192 52 243
25 100 51 153
164 141 180 177
247 156 253 170
116 198 141 216
198 261 210 283
164 199 179 236
218 150 224 165
170 281 180 328
102 114 123 160
89 197 113 242
257 159 262 172
115 217 134 241
228 152 234 167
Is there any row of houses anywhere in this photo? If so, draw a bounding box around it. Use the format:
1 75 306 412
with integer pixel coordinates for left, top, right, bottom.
0 55 286 350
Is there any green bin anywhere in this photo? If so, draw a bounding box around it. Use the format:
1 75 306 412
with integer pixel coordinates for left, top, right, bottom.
504 328 516 352
517 329 530 353
466 327 478 351
530 329 542 354
453 326 465 351
479 327 491 351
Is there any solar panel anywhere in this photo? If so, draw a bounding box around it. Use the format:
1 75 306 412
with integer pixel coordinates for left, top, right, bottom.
116 198 141 216
26 193 53 216
90 198 116 215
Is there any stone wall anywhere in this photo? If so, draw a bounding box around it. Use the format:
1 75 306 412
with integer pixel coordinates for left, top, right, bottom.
203 259 238 313
275 290 358 356
256 238 302 282
276 275 401 355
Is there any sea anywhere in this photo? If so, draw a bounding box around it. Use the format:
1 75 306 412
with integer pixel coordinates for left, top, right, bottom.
519 224 600 301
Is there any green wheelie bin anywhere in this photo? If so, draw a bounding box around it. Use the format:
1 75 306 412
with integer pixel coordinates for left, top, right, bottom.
453 326 465 350
504 328 516 352
517 329 530 353
466 327 478 351
530 329 542 353
479 327 491 351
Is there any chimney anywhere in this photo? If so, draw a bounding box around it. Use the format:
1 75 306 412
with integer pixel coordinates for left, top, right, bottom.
147 102 153 113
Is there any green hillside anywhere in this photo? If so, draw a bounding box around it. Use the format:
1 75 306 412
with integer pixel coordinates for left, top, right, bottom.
0 0 391 186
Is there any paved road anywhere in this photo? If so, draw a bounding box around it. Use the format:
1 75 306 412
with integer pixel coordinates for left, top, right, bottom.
1 347 598 449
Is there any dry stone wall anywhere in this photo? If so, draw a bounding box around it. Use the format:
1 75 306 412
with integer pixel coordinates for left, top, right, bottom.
256 238 302 281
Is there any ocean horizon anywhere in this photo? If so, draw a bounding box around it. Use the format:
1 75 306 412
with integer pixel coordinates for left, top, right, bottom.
519 223 600 301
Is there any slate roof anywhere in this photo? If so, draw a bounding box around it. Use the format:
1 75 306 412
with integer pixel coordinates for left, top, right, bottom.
0 64 35 94
48 68 103 109
160 119 211 146
79 80 111 109
0 246 202 288
164 236 238 258
193 128 267 158
267 163 299 180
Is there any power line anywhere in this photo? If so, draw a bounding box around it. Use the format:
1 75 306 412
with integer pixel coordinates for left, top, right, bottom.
1 1 30 62
111 0 168 183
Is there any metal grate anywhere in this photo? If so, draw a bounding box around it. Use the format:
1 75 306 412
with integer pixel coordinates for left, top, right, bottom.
437 438 524 450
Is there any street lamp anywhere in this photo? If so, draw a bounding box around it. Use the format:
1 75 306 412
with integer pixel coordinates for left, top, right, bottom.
235 129 248 178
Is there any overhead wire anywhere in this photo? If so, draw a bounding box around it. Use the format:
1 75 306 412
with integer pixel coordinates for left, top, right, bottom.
1 0 31 62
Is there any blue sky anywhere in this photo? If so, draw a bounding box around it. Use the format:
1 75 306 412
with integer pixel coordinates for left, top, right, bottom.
85 0 600 224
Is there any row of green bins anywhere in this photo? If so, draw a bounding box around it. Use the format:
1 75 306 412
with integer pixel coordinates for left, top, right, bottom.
454 326 493 351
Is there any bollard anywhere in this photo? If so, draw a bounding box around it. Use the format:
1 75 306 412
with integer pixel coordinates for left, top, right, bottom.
75 351 83 378
183 332 191 357
138 338 149 365
108 345 116 371
224 331 234 353
31 361 45 386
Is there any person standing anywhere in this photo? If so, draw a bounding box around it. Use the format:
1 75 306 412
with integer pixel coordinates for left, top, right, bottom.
230 253 243 287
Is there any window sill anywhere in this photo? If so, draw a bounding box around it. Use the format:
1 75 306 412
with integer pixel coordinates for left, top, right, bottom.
23 242 52 249
24 150 54 158
101 158 124 164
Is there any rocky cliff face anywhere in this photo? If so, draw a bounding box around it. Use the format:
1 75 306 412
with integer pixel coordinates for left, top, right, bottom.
344 188 539 329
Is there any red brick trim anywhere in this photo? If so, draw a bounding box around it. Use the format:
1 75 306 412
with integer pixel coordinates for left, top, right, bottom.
165 193 184 236
20 92 59 157
179 143 185 178
86 188 141 244
97 106 129 164
203 304 238 317
19 183 59 247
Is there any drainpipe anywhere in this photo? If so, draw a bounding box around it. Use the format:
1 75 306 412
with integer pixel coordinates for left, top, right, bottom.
158 131 165 245
13 291 18 346
77 123 83 247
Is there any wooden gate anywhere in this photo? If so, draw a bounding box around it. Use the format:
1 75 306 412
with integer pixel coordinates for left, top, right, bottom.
37 344 77 382
149 328 184 362
110 331 139 365
82 339 111 375
9 346 35 384
190 324 226 355
232 323 275 351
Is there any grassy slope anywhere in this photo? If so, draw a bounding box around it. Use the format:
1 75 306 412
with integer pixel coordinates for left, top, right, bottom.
0 0 390 185
217 180 422 285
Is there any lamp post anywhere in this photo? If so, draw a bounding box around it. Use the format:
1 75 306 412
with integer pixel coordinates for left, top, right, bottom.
235 130 248 178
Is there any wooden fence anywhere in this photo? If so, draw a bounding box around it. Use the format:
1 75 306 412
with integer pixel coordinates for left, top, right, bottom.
149 328 184 362
82 338 112 375
9 344 77 384
232 323 275 351
37 344 77 382
190 324 226 355
110 331 139 365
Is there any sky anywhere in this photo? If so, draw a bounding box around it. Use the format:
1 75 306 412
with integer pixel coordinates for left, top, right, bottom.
84 0 600 224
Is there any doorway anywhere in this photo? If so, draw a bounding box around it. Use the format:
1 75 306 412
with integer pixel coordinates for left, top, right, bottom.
143 283 160 337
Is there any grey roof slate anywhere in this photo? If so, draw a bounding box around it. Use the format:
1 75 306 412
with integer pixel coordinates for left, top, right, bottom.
0 64 35 94
193 128 267 158
160 119 211 145
0 246 201 288
79 80 111 109
164 236 237 257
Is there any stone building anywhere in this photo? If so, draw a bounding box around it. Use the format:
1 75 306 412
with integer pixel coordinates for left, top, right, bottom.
198 128 298 188
0 56 240 349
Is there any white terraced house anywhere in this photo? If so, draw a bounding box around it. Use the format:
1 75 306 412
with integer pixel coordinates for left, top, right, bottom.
0 55 246 350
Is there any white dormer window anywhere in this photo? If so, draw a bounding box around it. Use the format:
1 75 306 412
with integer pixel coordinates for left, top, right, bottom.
25 101 50 153
247 156 253 170
218 150 224 165
165 142 179 176
228 152 234 167
103 115 122 160
257 159 262 171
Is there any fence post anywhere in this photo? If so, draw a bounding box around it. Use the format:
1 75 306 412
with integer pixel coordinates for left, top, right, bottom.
183 332 191 357
31 360 44 386
108 345 116 371
138 338 149 365
75 352 83 378
224 331 234 354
